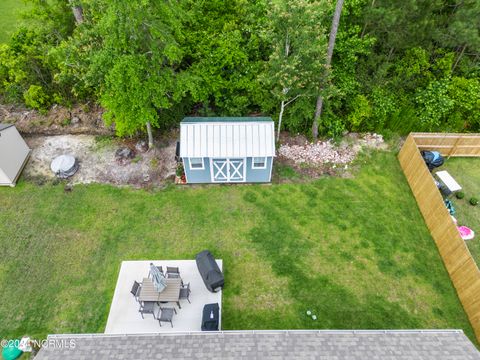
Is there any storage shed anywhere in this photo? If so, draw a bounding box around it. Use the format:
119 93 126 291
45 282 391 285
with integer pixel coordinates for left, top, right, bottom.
0 124 31 187
179 117 275 183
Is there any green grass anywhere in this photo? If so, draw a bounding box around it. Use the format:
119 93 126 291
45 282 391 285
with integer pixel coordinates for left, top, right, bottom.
442 158 480 265
0 0 29 43
0 151 475 344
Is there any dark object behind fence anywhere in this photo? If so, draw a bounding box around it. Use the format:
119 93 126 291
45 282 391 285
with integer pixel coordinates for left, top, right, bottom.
421 150 444 172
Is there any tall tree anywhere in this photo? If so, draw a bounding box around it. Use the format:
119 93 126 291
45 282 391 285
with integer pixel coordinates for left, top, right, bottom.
260 0 328 141
312 0 344 139
178 0 268 116
437 0 480 72
86 0 185 148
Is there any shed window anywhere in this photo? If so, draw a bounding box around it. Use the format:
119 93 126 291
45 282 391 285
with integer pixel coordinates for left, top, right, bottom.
189 157 204 170
252 157 267 169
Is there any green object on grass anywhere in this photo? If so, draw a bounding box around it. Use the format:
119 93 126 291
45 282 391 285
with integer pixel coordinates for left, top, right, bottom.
470 197 478 206
456 191 465 199
1 340 23 360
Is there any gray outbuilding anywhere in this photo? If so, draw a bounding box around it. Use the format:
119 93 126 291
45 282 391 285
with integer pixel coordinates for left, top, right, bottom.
0 124 31 187
179 117 275 184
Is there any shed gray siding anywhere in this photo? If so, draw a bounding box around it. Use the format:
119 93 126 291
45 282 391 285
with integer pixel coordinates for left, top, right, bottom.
183 157 272 184
183 157 212 183
245 157 272 182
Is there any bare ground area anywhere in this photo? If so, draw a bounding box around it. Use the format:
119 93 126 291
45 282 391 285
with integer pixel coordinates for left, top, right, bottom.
2 103 389 186
0 103 113 136
23 134 177 188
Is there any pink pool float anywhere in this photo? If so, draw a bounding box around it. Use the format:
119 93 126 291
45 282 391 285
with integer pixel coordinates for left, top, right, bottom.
458 226 475 240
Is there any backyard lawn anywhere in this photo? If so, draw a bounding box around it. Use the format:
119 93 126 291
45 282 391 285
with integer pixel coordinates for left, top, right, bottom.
0 150 475 343
0 0 29 43
442 158 480 267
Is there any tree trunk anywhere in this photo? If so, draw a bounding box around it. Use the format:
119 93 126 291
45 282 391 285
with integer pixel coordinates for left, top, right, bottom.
312 0 344 139
312 96 324 139
452 44 467 72
146 121 154 150
68 1 84 24
387 47 395 62
277 100 285 142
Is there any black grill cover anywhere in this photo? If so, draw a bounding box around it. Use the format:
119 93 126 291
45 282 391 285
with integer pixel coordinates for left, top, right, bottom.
196 250 224 292
201 303 219 331
421 150 444 172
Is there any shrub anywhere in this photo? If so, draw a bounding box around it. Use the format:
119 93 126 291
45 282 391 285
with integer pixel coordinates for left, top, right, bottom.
23 85 51 113
456 191 465 199
176 162 184 177
469 197 478 206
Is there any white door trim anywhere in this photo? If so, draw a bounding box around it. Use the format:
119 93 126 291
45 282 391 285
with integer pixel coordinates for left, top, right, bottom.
210 158 246 183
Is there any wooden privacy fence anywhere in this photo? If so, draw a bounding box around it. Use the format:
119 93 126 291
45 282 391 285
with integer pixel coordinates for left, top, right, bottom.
398 133 480 342
413 133 480 157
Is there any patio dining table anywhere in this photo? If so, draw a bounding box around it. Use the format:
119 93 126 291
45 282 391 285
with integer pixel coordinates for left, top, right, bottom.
139 277 181 303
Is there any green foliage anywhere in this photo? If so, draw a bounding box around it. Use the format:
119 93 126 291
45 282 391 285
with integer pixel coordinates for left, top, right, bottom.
23 84 51 112
470 197 478 206
448 77 480 130
101 55 173 136
89 0 184 135
456 191 465 200
321 113 346 140
0 0 479 138
179 0 268 115
415 79 454 131
259 0 329 131
346 94 371 130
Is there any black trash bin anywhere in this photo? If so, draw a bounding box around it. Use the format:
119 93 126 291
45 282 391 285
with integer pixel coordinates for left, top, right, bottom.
201 303 219 331
196 250 224 292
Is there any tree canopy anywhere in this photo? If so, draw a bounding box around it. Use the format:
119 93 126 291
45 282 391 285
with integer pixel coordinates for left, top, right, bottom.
0 0 479 138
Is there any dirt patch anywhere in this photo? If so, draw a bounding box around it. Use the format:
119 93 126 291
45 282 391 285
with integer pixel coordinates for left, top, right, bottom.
0 103 112 136
23 134 177 188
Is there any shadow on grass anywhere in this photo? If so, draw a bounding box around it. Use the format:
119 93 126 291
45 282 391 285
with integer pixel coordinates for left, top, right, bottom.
243 185 422 329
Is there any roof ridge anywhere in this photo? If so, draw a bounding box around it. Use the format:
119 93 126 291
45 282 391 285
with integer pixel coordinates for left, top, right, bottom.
46 329 465 339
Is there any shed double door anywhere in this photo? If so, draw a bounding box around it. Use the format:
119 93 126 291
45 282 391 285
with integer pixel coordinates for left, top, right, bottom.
211 158 246 183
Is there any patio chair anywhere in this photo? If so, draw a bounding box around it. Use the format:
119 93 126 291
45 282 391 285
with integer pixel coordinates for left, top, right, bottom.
139 301 156 319
148 265 164 278
166 266 180 277
177 282 191 308
157 307 177 327
130 280 141 302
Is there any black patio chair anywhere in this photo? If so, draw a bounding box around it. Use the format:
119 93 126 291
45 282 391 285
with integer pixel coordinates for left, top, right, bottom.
166 266 180 277
139 301 156 319
131 280 141 302
157 307 177 327
177 282 191 308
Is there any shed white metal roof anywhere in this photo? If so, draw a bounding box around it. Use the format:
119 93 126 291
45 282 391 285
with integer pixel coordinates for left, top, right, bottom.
180 117 275 158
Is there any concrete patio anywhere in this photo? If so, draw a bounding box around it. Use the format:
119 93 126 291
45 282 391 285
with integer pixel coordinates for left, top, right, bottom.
105 260 222 334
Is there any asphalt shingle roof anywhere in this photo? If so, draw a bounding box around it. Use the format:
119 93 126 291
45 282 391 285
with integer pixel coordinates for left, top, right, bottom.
35 330 480 360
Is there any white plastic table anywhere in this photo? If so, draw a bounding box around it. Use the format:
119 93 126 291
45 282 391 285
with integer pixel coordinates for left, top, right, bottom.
436 170 462 192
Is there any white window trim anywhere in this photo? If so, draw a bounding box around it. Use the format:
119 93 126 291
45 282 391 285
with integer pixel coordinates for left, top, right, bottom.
252 157 267 170
189 157 205 170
